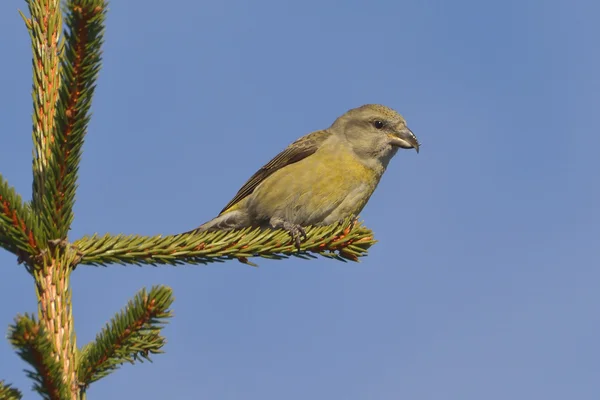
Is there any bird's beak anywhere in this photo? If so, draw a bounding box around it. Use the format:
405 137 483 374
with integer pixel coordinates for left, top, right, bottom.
388 127 420 153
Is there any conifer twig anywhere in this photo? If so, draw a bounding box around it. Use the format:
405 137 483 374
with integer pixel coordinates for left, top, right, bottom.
0 380 23 400
0 174 40 264
73 219 376 267
47 0 107 238
77 286 174 387
8 314 70 400
25 0 63 238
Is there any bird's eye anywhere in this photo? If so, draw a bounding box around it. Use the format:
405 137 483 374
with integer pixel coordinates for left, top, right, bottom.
373 120 385 129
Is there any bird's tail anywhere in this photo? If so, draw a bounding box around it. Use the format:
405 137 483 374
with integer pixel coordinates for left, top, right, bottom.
181 210 251 235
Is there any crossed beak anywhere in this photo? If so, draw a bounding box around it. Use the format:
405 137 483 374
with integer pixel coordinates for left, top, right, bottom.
388 126 420 153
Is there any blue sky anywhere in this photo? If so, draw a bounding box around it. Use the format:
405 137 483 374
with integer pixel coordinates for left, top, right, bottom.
1 0 599 398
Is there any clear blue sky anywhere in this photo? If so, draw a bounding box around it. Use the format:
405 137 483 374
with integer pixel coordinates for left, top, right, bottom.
1 0 599 398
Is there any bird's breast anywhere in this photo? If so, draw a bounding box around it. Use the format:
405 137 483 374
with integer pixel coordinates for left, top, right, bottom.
247 141 384 225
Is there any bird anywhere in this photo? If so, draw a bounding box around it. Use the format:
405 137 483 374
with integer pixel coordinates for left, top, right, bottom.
186 104 419 248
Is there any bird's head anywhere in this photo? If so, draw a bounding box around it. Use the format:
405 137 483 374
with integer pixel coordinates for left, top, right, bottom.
330 104 419 166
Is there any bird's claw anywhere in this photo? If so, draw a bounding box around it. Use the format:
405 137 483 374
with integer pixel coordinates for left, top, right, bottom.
284 223 306 251
270 218 307 251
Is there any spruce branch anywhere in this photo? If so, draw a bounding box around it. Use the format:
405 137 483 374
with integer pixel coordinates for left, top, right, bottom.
25 0 64 237
77 286 174 387
43 0 107 238
31 251 79 399
73 219 376 267
0 174 41 264
0 381 23 400
8 314 70 400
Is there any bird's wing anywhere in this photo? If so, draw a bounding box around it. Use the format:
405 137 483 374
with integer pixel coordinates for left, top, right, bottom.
220 129 331 214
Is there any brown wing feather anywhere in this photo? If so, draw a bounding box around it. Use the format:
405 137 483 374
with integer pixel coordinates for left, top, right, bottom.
220 129 331 214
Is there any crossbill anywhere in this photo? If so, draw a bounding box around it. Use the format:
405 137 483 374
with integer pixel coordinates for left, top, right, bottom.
187 104 419 247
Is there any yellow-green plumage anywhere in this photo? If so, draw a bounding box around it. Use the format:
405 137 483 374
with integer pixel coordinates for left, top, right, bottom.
239 136 382 225
188 104 419 245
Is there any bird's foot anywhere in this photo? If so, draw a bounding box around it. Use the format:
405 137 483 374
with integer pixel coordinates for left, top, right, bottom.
336 215 358 228
269 218 307 250
338 215 358 226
